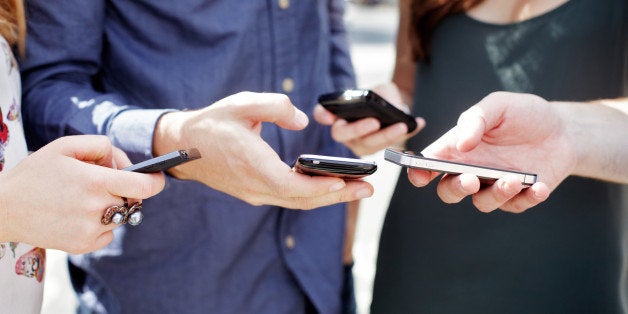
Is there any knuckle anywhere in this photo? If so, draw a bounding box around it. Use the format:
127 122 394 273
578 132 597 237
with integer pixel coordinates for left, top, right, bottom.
275 93 290 104
505 202 529 214
231 91 254 104
486 91 509 100
137 180 155 198
236 91 254 98
331 125 348 142
441 195 461 204
472 197 494 213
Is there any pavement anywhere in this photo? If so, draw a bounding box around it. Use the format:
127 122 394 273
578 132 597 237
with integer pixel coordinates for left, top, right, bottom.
343 2 400 313
40 2 400 313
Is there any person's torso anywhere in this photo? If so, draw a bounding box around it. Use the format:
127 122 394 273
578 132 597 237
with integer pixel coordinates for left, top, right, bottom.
373 0 627 313
70 1 351 313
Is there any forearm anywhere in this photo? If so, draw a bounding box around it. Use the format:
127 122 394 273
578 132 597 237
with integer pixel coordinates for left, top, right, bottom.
22 78 128 145
391 0 416 105
21 0 168 162
0 175 13 242
22 76 169 163
556 98 628 183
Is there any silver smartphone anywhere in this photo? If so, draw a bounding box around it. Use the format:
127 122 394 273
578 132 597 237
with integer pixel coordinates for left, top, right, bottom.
294 154 377 179
384 148 537 185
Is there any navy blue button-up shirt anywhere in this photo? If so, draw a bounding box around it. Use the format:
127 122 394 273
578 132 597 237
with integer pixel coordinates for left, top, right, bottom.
21 1 356 313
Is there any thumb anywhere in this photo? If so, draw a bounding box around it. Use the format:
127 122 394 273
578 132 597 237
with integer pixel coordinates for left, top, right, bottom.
238 93 309 131
313 104 337 126
455 92 513 152
455 106 488 153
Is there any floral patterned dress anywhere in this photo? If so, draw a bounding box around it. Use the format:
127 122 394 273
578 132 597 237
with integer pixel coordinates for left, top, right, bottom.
0 36 45 313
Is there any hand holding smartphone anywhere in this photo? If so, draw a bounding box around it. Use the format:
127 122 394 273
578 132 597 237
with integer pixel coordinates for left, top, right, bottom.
384 148 537 185
294 154 377 179
318 89 418 133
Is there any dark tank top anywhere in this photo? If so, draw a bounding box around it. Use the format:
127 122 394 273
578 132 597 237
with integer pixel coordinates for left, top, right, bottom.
372 0 628 313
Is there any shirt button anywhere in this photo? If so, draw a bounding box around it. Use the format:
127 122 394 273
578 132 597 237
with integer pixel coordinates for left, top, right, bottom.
278 0 290 10
282 78 295 93
285 235 295 250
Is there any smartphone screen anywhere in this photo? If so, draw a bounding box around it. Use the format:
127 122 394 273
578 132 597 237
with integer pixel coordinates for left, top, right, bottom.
384 148 537 185
318 89 418 133
294 154 377 179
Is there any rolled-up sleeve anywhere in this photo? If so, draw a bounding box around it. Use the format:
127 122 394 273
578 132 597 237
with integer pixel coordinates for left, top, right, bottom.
20 0 168 161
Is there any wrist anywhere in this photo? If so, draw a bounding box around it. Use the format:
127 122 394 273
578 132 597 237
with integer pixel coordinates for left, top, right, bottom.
153 111 187 157
152 110 195 179
552 102 589 178
0 172 16 242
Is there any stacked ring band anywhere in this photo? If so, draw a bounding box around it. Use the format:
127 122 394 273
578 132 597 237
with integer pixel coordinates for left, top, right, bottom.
101 197 143 226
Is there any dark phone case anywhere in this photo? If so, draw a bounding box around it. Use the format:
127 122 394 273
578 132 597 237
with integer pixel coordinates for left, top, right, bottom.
295 156 377 179
123 148 201 173
318 89 418 133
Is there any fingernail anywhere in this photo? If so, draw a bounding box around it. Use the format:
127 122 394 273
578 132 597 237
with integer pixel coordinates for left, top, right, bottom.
533 189 541 199
295 110 309 127
365 119 379 131
329 181 346 192
499 179 508 190
394 123 407 134
355 188 373 199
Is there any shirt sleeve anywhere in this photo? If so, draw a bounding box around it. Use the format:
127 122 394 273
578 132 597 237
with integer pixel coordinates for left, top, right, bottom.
20 0 170 162
328 0 357 91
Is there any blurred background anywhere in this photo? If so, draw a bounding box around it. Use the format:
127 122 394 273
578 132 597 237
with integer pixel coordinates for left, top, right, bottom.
41 1 400 313
343 1 400 313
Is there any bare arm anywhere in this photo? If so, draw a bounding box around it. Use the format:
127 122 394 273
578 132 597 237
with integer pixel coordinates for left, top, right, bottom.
389 0 416 106
563 98 628 182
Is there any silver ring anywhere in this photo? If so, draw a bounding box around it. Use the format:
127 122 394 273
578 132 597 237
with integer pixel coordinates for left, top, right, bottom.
101 198 143 226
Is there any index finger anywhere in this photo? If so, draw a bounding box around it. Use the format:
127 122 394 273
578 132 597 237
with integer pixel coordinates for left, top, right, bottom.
313 104 338 126
407 168 441 187
56 135 117 167
280 179 374 210
101 168 166 200
227 92 309 131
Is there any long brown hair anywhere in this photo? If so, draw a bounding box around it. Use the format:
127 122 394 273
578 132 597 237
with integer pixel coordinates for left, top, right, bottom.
410 0 484 61
0 0 25 56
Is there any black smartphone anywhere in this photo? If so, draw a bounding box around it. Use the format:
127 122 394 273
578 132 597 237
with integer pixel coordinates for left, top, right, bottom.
294 154 377 179
384 148 537 185
318 89 417 133
123 148 201 173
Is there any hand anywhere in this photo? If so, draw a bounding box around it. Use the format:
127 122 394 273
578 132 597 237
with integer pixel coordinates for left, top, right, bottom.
313 84 425 156
407 92 577 213
0 135 165 254
153 92 374 210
